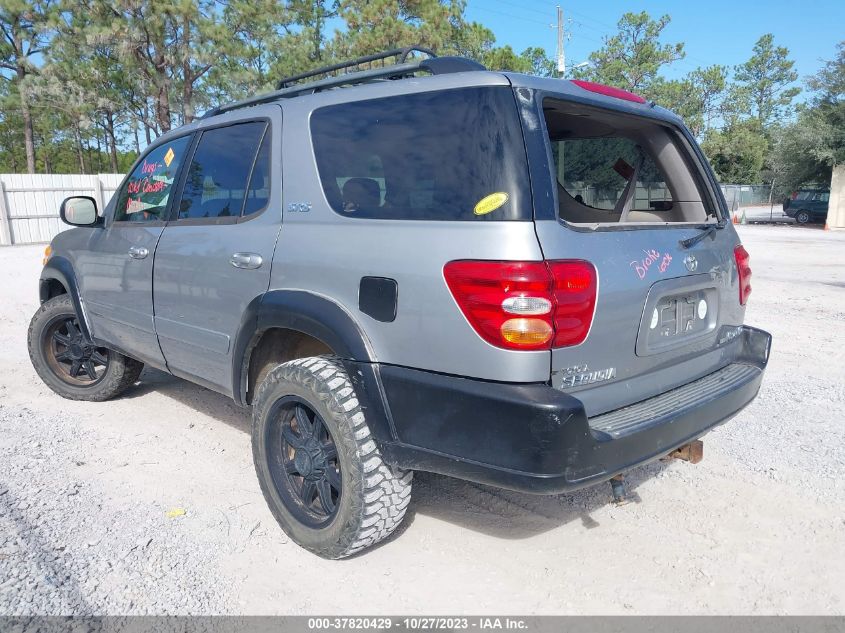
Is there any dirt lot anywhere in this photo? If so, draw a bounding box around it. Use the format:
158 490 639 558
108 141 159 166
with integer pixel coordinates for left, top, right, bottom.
1 224 844 615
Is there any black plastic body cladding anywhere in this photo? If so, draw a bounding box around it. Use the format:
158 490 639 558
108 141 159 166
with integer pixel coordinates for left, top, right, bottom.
377 327 770 494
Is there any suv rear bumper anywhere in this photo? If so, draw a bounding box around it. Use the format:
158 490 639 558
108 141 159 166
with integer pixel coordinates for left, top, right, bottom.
377 326 771 494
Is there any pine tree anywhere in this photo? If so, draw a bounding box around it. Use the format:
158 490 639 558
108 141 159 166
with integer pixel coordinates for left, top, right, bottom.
734 34 800 128
0 0 55 173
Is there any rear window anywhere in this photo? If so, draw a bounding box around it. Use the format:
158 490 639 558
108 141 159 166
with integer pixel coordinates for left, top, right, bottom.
552 138 672 211
543 98 711 224
310 87 531 221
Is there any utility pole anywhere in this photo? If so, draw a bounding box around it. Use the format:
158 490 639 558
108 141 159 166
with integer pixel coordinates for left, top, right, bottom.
555 5 565 78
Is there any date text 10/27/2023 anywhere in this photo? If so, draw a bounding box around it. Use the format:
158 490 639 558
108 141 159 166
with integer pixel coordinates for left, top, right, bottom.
306 617 529 630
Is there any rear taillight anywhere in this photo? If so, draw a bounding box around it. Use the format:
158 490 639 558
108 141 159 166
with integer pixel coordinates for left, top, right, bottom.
443 260 597 351
547 261 598 347
734 244 752 305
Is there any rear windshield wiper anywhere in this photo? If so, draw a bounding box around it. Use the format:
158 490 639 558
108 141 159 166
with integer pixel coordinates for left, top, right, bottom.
679 217 728 249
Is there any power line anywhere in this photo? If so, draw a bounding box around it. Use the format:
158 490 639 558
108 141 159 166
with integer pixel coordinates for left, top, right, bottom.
565 7 617 31
465 2 551 27
469 1 709 75
484 0 553 18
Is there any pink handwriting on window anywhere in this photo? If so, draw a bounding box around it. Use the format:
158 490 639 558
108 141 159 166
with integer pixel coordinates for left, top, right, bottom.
142 179 167 194
125 197 144 213
126 177 167 196
140 159 161 175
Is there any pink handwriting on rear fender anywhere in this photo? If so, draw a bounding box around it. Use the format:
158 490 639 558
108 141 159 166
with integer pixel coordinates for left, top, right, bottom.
630 249 661 279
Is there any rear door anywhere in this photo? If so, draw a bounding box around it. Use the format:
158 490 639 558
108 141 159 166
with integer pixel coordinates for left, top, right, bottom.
77 135 192 367
152 108 281 395
811 191 830 219
531 94 744 416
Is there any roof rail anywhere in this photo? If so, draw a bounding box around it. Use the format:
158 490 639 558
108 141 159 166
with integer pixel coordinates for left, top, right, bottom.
276 46 436 89
201 47 486 119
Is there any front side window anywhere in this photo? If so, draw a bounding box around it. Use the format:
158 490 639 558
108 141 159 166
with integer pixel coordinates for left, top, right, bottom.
310 87 531 221
177 121 269 220
114 136 190 222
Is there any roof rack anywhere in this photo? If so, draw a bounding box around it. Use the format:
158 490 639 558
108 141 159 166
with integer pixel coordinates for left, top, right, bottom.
202 46 486 119
276 46 436 89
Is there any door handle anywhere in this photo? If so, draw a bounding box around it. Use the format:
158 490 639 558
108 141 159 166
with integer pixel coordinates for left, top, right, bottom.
128 246 149 259
230 252 263 270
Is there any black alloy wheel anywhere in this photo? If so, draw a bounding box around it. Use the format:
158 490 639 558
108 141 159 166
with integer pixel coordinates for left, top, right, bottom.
43 315 110 385
251 356 413 558
28 294 144 401
267 396 342 528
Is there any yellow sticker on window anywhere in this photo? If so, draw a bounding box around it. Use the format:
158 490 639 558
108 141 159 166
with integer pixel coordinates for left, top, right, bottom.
474 192 509 216
163 147 175 167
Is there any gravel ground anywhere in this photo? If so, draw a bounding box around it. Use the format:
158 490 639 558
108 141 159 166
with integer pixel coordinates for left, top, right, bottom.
1 224 844 615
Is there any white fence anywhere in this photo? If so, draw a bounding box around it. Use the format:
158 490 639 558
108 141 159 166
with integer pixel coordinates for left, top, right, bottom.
0 174 785 246
0 174 123 246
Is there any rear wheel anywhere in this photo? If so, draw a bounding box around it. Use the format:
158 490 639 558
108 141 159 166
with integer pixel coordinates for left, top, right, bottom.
252 356 412 558
796 210 810 224
28 295 143 401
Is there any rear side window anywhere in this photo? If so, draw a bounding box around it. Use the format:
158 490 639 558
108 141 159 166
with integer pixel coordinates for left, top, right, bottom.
114 136 190 222
310 87 531 221
178 121 269 220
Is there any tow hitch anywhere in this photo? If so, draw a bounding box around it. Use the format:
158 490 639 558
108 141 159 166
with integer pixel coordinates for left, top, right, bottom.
609 440 704 505
666 440 704 464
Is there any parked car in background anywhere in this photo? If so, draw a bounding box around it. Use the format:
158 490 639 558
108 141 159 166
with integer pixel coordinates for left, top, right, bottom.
783 188 829 224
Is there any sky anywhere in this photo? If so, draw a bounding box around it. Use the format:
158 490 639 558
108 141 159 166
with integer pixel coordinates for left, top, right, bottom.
463 0 844 93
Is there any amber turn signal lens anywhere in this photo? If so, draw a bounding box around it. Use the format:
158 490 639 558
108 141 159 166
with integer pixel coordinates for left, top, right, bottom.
42 245 52 266
500 318 553 346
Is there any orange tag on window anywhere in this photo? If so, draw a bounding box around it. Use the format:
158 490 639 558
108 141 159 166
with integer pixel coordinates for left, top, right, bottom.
164 147 175 167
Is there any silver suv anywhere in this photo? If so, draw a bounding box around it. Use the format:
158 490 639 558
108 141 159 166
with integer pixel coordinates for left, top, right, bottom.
28 48 771 558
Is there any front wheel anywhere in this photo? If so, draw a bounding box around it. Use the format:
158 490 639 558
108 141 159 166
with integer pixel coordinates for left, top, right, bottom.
28 295 143 401
795 210 810 224
252 356 412 558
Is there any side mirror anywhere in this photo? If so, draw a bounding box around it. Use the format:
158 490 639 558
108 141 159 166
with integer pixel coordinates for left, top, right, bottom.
60 196 102 227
